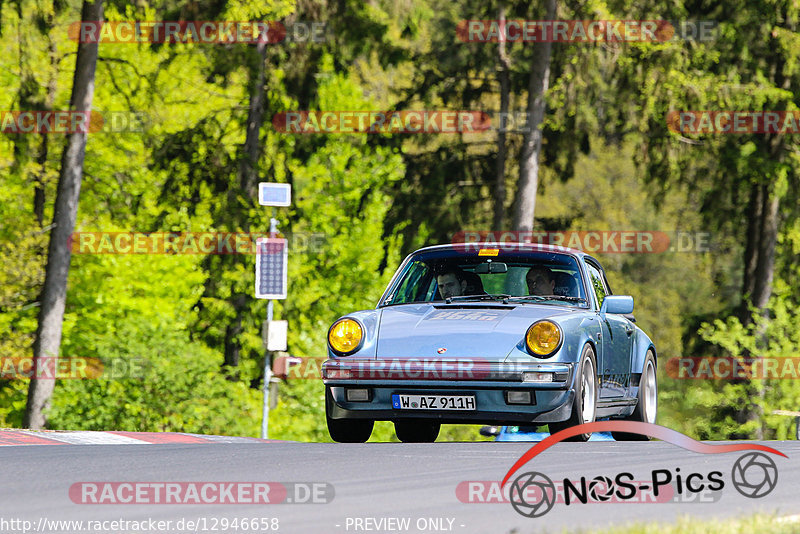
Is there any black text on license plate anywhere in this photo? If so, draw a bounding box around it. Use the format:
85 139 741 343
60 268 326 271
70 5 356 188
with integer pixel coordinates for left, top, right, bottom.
392 394 475 411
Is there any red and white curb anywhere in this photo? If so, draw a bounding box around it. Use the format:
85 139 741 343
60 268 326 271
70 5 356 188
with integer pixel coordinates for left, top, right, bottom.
0 429 279 446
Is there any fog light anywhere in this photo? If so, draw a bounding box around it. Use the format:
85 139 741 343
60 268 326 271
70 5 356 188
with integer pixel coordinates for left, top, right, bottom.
506 391 533 405
523 372 553 383
346 388 370 402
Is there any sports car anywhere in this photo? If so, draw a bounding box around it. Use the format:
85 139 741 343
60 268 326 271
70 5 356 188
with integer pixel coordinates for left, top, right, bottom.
322 243 658 443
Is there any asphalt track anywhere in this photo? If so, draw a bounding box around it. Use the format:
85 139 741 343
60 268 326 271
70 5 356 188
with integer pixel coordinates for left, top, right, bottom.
1 439 798 534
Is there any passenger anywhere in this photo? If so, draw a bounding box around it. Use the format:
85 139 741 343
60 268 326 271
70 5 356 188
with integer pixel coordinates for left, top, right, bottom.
526 266 555 296
461 271 486 295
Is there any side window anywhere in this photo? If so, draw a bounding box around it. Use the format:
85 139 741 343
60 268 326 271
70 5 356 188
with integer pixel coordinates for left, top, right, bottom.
392 261 432 304
585 262 609 309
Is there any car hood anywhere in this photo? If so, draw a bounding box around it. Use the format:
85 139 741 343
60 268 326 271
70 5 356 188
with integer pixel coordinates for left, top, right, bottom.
375 303 575 360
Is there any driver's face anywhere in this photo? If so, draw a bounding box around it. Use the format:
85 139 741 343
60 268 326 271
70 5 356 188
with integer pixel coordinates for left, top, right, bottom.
527 269 554 296
437 273 464 299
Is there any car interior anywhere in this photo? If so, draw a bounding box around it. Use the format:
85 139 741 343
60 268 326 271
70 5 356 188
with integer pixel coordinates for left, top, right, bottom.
390 258 587 304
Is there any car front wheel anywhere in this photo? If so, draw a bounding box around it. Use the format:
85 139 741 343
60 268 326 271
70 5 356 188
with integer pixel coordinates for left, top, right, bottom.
325 388 374 443
549 344 597 442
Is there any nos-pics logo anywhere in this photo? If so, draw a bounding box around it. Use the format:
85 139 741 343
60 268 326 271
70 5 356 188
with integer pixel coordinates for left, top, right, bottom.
502 421 784 518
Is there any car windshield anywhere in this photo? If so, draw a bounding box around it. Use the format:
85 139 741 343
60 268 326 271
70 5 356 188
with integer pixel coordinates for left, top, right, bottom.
380 248 588 307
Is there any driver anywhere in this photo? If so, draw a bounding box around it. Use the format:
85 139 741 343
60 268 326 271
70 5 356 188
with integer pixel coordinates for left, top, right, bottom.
436 268 467 299
526 266 555 296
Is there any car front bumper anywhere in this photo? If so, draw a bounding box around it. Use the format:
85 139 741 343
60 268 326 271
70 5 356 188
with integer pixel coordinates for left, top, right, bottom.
322 359 576 425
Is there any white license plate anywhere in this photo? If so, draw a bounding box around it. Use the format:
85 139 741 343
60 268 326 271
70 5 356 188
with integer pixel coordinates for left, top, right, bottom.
392 394 476 411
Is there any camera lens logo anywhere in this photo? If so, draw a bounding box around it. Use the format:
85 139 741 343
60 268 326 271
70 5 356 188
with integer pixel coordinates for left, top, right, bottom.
731 452 778 498
509 472 556 518
587 476 614 502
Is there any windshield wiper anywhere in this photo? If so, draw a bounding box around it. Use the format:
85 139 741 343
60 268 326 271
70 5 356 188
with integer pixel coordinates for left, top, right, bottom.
445 293 512 304
547 296 587 303
507 295 587 304
506 295 547 303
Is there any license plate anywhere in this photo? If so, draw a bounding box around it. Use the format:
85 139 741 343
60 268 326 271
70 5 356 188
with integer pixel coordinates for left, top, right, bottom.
392 394 476 411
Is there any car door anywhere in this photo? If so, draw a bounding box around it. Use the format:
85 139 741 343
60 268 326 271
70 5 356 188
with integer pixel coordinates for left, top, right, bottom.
585 260 633 399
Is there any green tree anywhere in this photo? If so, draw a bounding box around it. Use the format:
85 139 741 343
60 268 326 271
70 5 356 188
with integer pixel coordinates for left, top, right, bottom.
25 0 104 429
611 0 800 436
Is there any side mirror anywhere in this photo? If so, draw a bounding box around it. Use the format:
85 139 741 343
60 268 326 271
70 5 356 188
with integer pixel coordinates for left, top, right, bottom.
600 295 634 315
479 425 501 437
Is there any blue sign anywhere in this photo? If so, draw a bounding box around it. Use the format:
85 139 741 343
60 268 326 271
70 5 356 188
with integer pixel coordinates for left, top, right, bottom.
255 238 288 299
258 183 291 207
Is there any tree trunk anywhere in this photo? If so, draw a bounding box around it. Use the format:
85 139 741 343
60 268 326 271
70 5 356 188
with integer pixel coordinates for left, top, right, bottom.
33 33 58 227
739 182 780 320
238 37 268 198
222 38 268 377
740 181 763 316
751 184 779 311
734 181 780 439
34 33 60 226
492 4 511 231
223 294 246 381
748 183 779 440
34 141 47 225
24 0 103 429
511 0 556 232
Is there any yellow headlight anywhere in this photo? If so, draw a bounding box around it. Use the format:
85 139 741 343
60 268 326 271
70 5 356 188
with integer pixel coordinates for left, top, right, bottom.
525 321 562 357
328 318 363 355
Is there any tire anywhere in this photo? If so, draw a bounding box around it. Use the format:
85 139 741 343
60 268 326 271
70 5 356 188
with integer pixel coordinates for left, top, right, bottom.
611 351 657 441
394 420 441 443
325 388 373 443
549 344 598 442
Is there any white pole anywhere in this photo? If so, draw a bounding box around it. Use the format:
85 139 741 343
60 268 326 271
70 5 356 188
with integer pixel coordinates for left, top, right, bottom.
260 216 280 439
261 299 274 439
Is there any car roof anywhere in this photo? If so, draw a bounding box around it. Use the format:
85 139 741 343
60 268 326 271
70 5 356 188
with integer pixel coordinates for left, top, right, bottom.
412 242 590 261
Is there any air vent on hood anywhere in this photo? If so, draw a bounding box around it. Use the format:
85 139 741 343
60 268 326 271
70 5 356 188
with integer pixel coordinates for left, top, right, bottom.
432 304 513 309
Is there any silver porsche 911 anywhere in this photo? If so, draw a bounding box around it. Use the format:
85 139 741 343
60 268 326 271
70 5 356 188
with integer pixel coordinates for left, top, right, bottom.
321 243 658 443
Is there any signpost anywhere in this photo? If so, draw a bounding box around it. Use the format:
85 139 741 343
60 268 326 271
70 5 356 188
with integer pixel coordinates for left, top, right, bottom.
263 319 288 351
256 183 291 439
259 182 291 207
255 237 288 299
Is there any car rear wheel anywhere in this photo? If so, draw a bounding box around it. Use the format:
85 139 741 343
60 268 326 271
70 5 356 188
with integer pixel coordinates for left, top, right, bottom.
325 388 374 443
394 421 440 443
611 351 657 441
549 344 597 442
